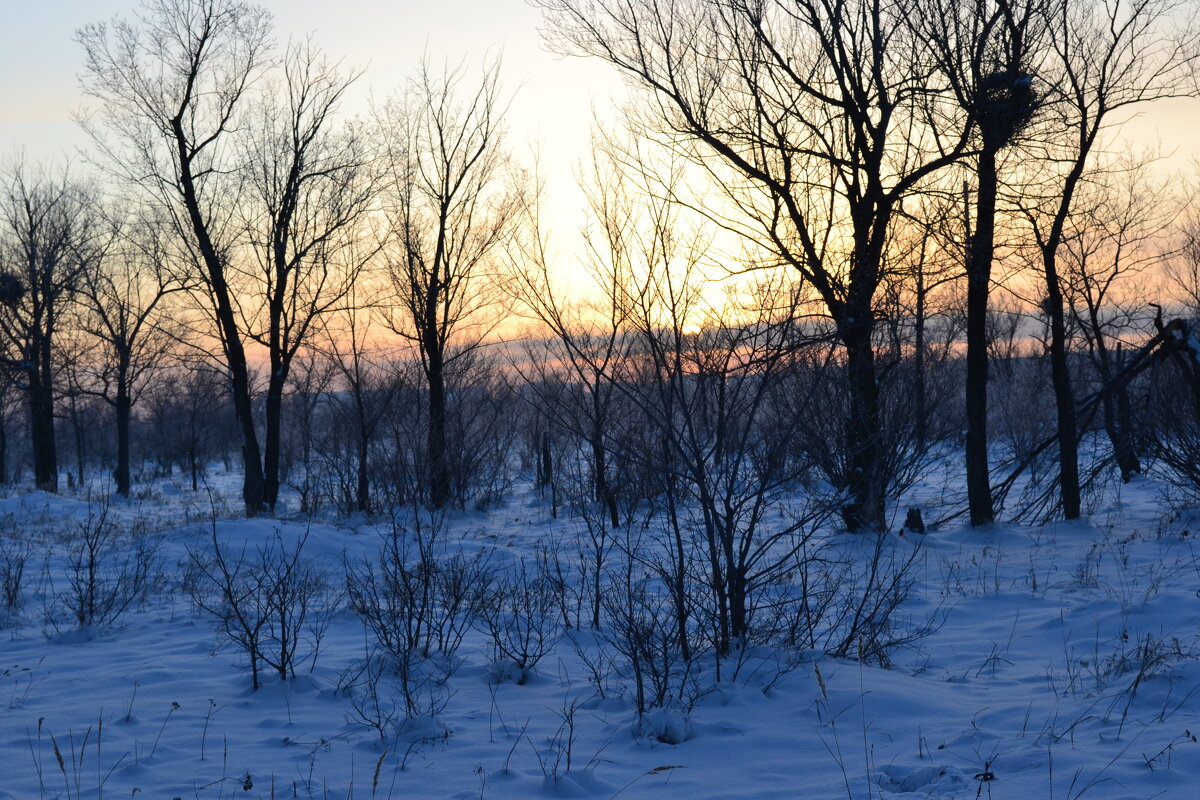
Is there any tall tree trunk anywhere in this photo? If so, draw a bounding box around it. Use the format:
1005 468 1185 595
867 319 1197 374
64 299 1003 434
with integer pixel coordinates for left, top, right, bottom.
1095 340 1140 482
1113 373 1139 481
113 354 132 497
74 412 85 489
729 572 748 646
539 429 553 487
114 390 131 497
262 229 290 512
190 441 200 492
356 431 370 513
262 367 287 511
229 350 265 515
661 437 691 662
914 268 928 454
426 346 450 509
841 316 886 532
0 402 8 485
1042 259 1081 519
590 390 620 529
173 120 265 516
699 498 730 656
29 373 57 493
1037 132 1098 520
966 157 998 526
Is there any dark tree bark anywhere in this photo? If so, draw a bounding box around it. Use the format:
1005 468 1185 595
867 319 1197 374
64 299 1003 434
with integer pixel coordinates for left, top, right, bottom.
923 0 1046 526
1022 0 1199 518
29 375 58 492
79 0 273 514
841 313 886 531
0 166 96 495
76 209 186 498
914 264 929 453
965 155 999 526
1098 341 1141 482
177 141 268 514
1060 159 1171 485
424 341 451 509
0 392 9 485
114 379 131 495
537 0 973 531
590 411 620 530
381 59 517 510
243 42 372 511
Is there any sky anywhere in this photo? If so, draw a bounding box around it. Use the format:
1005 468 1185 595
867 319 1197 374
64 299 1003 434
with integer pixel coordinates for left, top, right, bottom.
0 0 1197 305
0 0 624 300
5 0 1194 154
0 0 622 157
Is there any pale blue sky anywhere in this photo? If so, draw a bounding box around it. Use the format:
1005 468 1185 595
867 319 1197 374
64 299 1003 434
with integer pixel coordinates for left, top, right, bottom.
0 0 624 296
0 0 621 195
2 1 1196 169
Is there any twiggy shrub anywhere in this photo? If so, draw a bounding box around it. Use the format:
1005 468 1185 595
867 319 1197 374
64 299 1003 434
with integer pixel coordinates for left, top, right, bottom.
50 502 161 630
347 515 494 717
780 533 938 667
188 524 336 690
478 558 563 684
0 535 30 612
599 577 700 730
339 649 403 741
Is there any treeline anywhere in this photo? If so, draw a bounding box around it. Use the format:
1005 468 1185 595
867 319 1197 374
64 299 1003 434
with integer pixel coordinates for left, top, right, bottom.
2 0 1200 529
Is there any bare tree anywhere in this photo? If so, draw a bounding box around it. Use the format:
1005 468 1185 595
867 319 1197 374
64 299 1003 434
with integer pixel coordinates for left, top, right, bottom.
78 0 274 513
1164 173 1200 319
536 0 972 530
280 347 335 514
876 198 964 455
143 362 232 490
236 40 376 511
510 143 643 533
922 0 1047 525
378 59 519 509
1018 0 1200 518
627 273 832 656
1061 152 1177 482
60 351 109 490
321 293 397 514
75 208 188 496
0 163 98 492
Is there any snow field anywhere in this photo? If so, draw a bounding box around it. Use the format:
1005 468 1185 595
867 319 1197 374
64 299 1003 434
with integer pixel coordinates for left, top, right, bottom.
0 477 1198 799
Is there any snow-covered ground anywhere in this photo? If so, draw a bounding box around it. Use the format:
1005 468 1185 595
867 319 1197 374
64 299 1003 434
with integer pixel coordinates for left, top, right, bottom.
1 472 1199 800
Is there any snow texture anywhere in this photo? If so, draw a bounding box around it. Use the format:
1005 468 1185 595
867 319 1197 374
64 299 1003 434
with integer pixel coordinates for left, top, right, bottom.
1 473 1199 799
